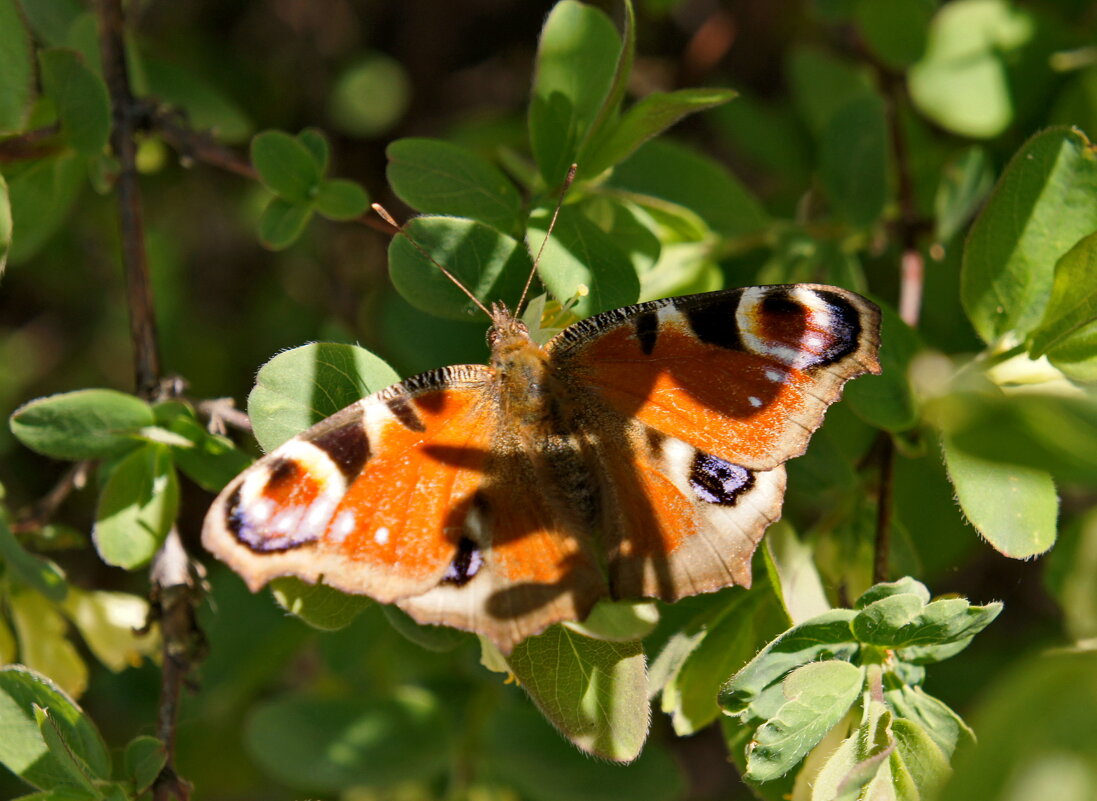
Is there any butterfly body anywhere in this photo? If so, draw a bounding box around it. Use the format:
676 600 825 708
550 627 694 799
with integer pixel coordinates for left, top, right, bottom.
203 284 881 652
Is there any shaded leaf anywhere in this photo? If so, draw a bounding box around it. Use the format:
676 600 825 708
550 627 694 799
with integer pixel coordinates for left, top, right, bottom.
507 625 648 762
250 130 322 202
33 706 100 793
123 736 165 795
5 153 84 264
854 0 932 68
313 178 369 222
381 605 467 652
257 197 312 250
386 138 522 232
93 444 179 570
38 49 110 156
247 342 400 452
270 577 371 632
564 599 659 642
935 146 994 243
819 94 890 227
0 0 33 134
0 171 10 275
0 515 67 602
884 684 975 759
154 404 251 493
10 389 153 461
1029 231 1097 357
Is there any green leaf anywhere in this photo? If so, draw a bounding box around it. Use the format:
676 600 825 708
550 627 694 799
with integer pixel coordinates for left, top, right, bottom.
0 515 67 602
764 523 830 625
844 303 919 433
269 577 371 632
745 660 864 782
529 0 622 185
0 665 109 791
0 0 33 134
18 0 82 47
961 127 1097 344
884 683 974 759
0 171 11 275
386 138 523 233
854 578 931 609
60 589 156 673
909 0 1033 138
153 404 251 493
140 55 253 143
313 179 369 221
581 87 738 178
819 94 889 227
941 432 1058 558
1045 508 1097 643
1029 231 1097 357
123 736 165 795
388 215 531 321
1046 324 1097 383
6 153 84 264
10 389 154 460
8 591 87 699
526 205 640 318
33 706 100 794
607 138 768 238
563 599 658 642
786 45 875 136
890 717 951 799
245 690 449 792
939 651 1097 801
851 593 1002 649
250 130 323 202
854 0 932 68
934 146 995 243
719 609 859 718
484 698 685 801
506 625 648 762
38 49 111 156
257 197 312 250
296 128 329 172
247 342 400 452
93 444 179 570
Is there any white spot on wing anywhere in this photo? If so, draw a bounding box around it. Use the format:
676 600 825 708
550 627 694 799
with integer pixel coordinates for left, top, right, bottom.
765 368 785 383
374 526 390 545
749 396 763 408
331 510 356 543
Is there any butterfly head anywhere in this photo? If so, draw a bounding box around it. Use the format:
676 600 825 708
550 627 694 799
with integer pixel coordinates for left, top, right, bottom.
486 303 532 353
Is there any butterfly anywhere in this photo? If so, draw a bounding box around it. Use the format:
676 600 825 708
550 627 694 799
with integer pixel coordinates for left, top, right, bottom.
202 283 881 652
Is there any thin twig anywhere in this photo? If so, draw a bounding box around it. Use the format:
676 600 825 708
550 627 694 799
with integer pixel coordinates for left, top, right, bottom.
99 0 160 398
0 125 62 163
196 398 252 435
11 462 91 534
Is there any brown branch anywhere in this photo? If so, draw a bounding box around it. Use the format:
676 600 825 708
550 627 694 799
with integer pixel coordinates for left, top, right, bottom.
196 397 252 435
99 0 160 399
97 4 201 801
0 125 63 163
11 461 91 534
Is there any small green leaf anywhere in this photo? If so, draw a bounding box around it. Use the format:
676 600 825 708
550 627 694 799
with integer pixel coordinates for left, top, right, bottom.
270 577 371 632
245 691 449 792
313 179 369 221
60 589 157 673
745 660 864 782
1029 231 1097 357
719 609 858 717
257 197 312 250
764 523 830 625
0 515 67 602
5 153 84 264
855 578 931 609
0 171 11 275
93 444 179 570
38 49 111 156
9 590 87 699
909 0 1032 138
607 139 768 238
123 736 166 794
854 0 932 68
386 138 523 233
934 146 994 243
941 433 1058 559
296 127 329 172
247 342 400 452
250 130 323 202
507 625 649 762
581 87 738 177
819 93 889 228
388 216 531 321
154 405 251 493
0 665 109 791
890 717 951 799
529 0 622 185
851 593 1002 649
33 706 100 793
961 127 1097 344
10 389 154 461
527 205 640 318
0 0 33 134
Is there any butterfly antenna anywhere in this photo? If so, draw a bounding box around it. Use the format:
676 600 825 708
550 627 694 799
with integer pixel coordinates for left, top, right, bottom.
516 163 578 316
371 203 493 319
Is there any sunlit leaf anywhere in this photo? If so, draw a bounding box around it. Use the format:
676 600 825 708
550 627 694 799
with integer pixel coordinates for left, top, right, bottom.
93 444 179 570
10 389 153 461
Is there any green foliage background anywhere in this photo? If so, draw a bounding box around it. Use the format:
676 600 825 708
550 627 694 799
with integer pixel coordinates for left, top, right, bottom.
1 0 1097 800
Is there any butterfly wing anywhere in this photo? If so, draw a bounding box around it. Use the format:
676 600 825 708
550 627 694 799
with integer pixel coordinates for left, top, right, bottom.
548 284 881 471
202 363 607 651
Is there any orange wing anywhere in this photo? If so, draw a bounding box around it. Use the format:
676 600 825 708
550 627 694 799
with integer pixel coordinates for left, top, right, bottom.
549 284 881 471
202 364 607 652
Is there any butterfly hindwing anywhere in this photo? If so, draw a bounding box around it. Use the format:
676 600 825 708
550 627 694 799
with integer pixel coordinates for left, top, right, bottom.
550 284 881 471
